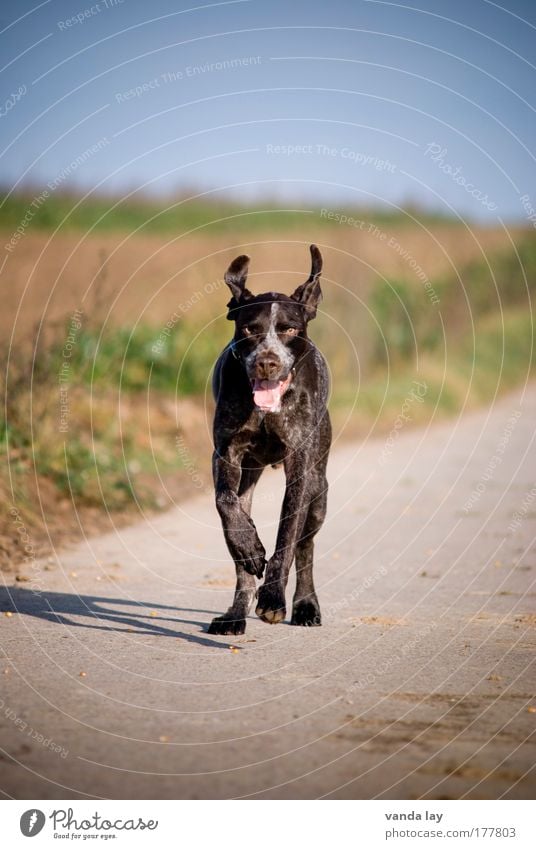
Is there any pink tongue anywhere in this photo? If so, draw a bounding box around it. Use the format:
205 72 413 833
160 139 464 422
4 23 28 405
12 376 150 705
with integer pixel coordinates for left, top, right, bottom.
253 379 283 411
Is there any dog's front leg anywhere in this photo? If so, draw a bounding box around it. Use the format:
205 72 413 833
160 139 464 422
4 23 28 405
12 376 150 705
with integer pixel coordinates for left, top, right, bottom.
213 450 266 579
256 451 309 624
209 455 265 635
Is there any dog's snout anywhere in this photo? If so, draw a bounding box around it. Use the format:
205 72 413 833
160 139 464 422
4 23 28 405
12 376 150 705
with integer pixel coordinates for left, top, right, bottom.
255 356 281 380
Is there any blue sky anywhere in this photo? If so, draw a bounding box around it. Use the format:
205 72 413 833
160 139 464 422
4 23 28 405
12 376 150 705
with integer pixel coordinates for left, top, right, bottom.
1 0 535 222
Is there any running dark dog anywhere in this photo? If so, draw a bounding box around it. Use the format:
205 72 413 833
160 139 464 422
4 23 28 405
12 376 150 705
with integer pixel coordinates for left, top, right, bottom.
208 245 331 635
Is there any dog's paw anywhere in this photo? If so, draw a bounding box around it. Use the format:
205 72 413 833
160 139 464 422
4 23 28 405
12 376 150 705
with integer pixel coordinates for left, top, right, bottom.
207 613 246 635
291 596 322 627
241 550 266 579
228 527 266 578
255 583 286 624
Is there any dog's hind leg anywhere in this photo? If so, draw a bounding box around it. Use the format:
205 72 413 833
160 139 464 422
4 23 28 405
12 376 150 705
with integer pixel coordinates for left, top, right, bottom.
208 463 264 635
291 477 328 627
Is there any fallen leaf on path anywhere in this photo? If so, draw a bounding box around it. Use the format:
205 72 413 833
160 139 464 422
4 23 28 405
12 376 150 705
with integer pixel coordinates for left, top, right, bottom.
515 614 536 627
359 616 405 627
201 578 234 587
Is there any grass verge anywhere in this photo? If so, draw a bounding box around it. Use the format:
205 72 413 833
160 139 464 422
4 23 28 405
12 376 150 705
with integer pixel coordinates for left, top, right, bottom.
1 230 534 570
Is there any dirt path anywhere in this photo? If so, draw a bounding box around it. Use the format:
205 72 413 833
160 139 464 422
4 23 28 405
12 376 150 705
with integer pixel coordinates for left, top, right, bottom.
1 387 535 800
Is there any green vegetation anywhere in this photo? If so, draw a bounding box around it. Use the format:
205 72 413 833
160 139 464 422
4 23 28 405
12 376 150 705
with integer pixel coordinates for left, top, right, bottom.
370 236 536 365
0 192 534 536
0 190 456 236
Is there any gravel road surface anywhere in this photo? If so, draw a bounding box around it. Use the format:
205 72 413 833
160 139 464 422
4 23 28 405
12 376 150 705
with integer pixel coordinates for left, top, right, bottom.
1 387 535 799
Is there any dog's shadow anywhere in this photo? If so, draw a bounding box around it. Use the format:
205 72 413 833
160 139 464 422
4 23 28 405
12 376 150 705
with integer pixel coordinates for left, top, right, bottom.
0 585 228 649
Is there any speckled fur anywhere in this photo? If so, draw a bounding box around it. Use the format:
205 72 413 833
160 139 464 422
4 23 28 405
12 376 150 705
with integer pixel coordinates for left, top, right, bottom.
208 245 331 634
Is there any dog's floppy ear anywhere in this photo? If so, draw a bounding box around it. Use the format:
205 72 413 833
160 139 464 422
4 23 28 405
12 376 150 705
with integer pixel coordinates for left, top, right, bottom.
224 254 252 319
290 244 323 319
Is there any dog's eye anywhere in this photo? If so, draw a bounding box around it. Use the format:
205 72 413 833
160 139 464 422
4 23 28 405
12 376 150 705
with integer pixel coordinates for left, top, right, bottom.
243 324 263 337
278 326 299 336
